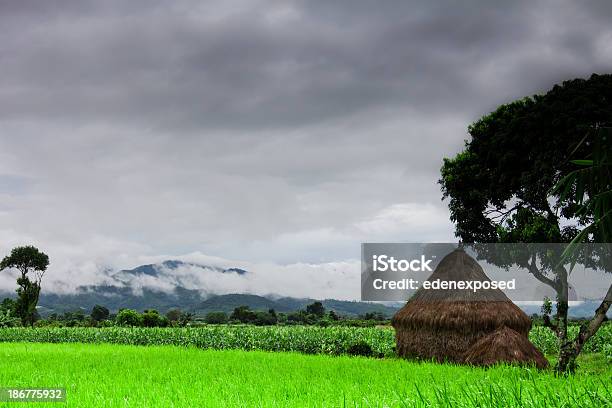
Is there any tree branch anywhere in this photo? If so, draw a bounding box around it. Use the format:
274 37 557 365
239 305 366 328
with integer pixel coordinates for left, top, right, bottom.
526 255 558 289
572 283 612 355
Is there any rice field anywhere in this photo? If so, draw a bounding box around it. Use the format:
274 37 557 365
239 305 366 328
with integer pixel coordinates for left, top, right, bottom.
0 342 610 407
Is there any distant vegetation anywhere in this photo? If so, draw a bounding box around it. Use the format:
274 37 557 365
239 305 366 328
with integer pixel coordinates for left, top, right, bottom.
0 299 389 329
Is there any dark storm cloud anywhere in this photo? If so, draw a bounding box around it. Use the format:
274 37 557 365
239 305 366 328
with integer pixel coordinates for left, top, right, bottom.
1 0 609 130
0 0 610 294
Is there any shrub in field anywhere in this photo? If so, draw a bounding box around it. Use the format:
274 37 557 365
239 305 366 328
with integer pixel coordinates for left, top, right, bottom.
116 309 143 327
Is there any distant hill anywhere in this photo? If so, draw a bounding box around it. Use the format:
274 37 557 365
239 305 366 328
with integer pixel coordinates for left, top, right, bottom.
194 294 400 317
0 290 401 318
1 259 608 319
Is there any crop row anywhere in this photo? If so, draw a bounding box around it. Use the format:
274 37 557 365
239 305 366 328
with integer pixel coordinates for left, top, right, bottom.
0 324 608 356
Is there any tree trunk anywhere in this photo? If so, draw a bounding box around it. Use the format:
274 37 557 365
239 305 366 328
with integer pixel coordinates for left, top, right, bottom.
556 283 612 373
554 267 571 374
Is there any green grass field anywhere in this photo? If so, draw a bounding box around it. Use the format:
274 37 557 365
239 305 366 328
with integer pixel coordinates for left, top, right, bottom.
0 342 610 407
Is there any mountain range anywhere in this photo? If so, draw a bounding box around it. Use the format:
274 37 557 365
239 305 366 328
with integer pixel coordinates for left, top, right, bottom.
1 260 608 318
1 260 400 317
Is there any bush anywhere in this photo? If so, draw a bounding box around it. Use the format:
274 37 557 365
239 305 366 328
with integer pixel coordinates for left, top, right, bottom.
306 302 325 317
142 310 168 327
347 341 373 357
230 306 257 324
0 309 21 328
253 312 277 326
99 319 115 328
91 305 110 322
205 312 228 325
116 309 143 327
166 309 182 322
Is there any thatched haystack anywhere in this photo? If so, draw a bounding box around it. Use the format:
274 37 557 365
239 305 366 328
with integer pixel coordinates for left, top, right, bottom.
463 326 549 368
392 249 535 364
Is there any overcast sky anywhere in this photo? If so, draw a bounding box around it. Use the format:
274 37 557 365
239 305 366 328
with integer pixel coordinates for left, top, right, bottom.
1 0 611 295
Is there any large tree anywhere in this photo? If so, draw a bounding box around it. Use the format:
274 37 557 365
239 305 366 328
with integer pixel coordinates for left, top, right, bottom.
439 73 612 373
551 127 612 371
0 246 49 327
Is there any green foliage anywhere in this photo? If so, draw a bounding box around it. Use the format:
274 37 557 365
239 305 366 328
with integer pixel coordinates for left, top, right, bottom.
204 311 228 324
440 74 612 244
360 312 386 321
439 75 612 372
0 246 49 327
228 306 277 325
0 326 395 356
115 309 143 327
0 246 50 274
603 343 612 364
91 305 110 322
0 298 16 313
177 311 194 327
529 324 612 355
230 305 256 323
305 301 325 317
164 309 193 326
286 310 317 325
541 297 552 316
0 309 20 328
142 310 168 327
552 127 612 264
165 309 182 322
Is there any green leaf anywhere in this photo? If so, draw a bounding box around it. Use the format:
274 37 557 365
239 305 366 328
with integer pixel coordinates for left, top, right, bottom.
570 159 594 166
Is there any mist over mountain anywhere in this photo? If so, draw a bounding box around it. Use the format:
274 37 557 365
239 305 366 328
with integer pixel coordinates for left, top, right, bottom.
1 259 607 318
1 259 395 317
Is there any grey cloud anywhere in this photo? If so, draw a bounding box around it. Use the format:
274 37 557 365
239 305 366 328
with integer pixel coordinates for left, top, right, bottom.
2 0 610 130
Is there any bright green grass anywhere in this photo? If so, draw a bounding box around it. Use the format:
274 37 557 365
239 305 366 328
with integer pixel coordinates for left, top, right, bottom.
0 343 610 407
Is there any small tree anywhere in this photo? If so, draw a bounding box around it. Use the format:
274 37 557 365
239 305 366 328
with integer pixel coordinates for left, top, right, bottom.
178 311 194 327
116 309 143 327
0 246 49 327
166 309 182 323
205 311 228 324
550 127 612 371
142 309 168 327
230 305 256 323
306 301 325 317
253 310 278 326
90 305 110 322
